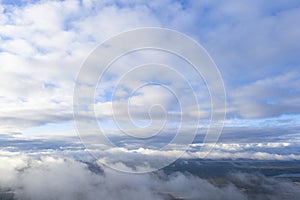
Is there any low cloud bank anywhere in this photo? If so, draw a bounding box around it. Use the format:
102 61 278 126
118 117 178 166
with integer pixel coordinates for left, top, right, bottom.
0 151 300 200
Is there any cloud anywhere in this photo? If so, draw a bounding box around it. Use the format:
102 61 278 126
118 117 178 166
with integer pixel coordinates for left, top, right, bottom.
0 0 162 133
1 151 300 200
1 1 300 199
0 0 299 162
228 71 300 118
229 173 300 200
2 134 300 176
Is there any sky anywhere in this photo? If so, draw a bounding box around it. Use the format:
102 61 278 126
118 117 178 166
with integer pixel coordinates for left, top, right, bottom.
0 0 300 168
1 1 300 199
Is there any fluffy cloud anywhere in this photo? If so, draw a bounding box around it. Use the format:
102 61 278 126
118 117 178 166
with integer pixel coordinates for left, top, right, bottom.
0 0 299 172
229 71 300 118
2 135 300 173
1 1 300 199
0 0 164 134
0 0 299 135
1 152 299 200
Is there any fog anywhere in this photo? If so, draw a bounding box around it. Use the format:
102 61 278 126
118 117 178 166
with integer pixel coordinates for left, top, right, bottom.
1 151 300 200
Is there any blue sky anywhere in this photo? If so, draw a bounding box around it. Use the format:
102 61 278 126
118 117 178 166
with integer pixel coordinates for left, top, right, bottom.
0 0 300 163
2 2 300 200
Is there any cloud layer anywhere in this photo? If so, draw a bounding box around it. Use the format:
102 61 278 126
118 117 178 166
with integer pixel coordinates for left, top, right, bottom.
0 0 299 135
1 151 300 200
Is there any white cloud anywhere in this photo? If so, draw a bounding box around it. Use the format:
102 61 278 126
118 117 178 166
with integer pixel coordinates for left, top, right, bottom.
229 71 300 118
1 1 300 199
0 0 163 134
0 0 299 162
0 151 300 200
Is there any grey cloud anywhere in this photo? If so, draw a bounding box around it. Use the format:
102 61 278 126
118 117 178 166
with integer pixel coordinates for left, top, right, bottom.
0 0 299 147
0 152 300 200
229 173 300 200
228 72 300 118
0 0 163 134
